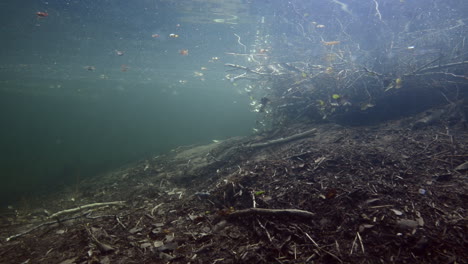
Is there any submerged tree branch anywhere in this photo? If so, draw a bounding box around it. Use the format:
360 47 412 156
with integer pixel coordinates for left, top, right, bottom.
411 61 468 74
225 64 268 75
248 128 317 148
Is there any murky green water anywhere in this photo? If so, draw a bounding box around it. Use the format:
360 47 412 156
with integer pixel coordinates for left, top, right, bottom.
0 0 257 205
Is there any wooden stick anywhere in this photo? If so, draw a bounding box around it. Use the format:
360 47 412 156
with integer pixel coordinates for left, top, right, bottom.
248 128 316 149
49 201 125 219
227 208 315 219
6 212 91 241
357 232 365 254
224 63 268 75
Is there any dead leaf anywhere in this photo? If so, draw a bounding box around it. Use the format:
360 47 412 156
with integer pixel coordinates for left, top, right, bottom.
358 224 375 232
129 227 142 234
55 229 66 235
390 209 403 216
154 240 164 247
140 242 152 249
396 219 418 230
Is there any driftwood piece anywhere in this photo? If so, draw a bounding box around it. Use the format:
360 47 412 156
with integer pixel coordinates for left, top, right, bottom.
49 201 126 219
248 128 317 149
227 208 315 219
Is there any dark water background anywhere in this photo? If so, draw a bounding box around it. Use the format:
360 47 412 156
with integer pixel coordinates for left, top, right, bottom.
1 0 467 206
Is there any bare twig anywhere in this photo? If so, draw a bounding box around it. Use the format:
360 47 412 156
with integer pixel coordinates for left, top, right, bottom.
411 60 468 74
49 201 126 219
248 129 317 149
233 33 247 53
304 232 319 247
350 233 357 255
362 67 383 77
357 232 365 254
256 219 272 242
116 216 127 229
84 225 115 253
373 0 382 21
225 64 268 75
6 220 57 242
151 203 164 216
227 208 315 219
413 71 468 80
251 192 257 208
6 212 91 241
